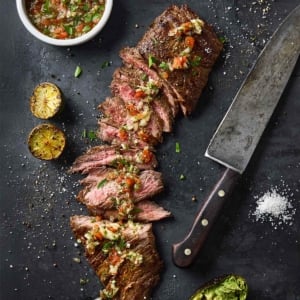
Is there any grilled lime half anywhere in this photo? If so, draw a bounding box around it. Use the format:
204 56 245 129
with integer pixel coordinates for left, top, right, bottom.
30 82 63 119
28 123 66 160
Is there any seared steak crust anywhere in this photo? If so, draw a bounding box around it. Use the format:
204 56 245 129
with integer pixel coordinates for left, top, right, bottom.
137 4 223 114
70 216 163 300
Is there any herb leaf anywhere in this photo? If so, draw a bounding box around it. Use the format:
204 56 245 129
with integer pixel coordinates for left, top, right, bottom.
97 178 108 189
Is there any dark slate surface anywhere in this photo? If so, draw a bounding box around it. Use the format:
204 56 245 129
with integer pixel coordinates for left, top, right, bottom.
1 1 299 299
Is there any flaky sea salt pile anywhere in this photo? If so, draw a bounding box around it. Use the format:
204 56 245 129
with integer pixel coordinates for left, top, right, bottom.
251 187 296 229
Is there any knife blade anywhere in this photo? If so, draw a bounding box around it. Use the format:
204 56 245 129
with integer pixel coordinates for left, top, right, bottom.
172 5 300 268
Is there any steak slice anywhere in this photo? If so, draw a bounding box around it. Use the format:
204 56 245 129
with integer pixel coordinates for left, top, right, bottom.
99 96 164 143
70 216 163 300
98 119 158 149
77 168 164 212
69 144 157 174
111 65 174 132
119 47 179 116
88 200 171 222
136 4 223 115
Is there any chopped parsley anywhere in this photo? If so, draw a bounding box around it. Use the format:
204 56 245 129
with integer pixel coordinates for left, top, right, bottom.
175 142 181 153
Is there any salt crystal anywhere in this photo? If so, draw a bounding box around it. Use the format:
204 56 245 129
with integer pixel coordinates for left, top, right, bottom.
251 187 296 227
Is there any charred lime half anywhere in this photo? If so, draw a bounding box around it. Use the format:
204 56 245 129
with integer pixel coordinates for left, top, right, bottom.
30 82 63 119
28 123 66 160
190 274 248 300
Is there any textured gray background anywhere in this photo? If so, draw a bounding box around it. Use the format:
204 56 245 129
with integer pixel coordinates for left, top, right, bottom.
1 1 299 299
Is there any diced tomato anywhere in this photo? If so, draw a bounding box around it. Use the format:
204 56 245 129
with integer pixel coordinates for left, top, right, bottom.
172 56 188 69
134 90 147 99
109 249 121 265
138 130 151 142
181 22 193 33
76 23 85 33
93 231 103 240
125 177 136 189
142 148 153 163
118 128 128 141
126 103 139 116
185 36 195 49
54 27 68 39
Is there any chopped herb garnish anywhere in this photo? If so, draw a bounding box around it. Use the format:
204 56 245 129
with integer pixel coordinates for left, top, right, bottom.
101 61 111 69
102 241 114 253
175 142 181 153
82 129 87 138
141 73 148 81
180 174 186 180
88 130 97 141
190 56 202 67
74 65 82 78
219 36 226 44
97 178 108 188
148 55 158 68
159 61 170 71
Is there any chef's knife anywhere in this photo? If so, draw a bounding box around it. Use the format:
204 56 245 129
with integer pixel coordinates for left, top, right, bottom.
172 5 300 267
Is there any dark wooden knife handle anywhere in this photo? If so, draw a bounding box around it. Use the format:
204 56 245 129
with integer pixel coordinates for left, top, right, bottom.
172 168 241 267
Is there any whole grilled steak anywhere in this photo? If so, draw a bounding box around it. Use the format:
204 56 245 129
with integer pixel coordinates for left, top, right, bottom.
137 4 223 115
70 216 163 300
111 65 174 132
69 144 157 174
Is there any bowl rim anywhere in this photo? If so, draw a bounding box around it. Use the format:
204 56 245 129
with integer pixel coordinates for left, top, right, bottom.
16 0 113 46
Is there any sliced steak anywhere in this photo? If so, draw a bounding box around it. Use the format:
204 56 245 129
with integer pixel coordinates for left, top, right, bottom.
98 119 158 149
77 168 164 212
111 65 174 132
88 200 171 222
99 96 164 143
136 4 223 115
70 216 163 300
119 47 179 116
70 144 157 174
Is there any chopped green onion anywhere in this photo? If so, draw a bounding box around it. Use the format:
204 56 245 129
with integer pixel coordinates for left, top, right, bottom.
175 142 181 153
219 36 226 44
148 55 158 68
179 174 186 180
88 130 97 141
82 25 91 33
190 56 202 67
159 61 170 71
82 129 87 138
97 178 108 189
101 61 111 69
74 66 82 78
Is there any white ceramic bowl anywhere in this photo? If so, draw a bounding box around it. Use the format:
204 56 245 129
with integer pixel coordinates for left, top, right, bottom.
16 0 113 46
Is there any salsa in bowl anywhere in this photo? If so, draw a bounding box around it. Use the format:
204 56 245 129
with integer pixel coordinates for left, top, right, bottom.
16 0 113 46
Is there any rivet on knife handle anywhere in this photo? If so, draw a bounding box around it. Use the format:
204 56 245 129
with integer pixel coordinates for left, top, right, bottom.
172 168 240 267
